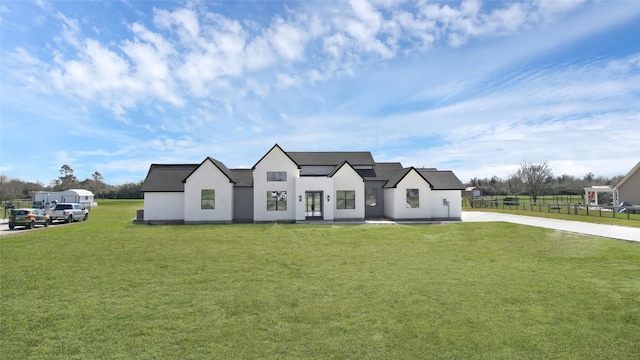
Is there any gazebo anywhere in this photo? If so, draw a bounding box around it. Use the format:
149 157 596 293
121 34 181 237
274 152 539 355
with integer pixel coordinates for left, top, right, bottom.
583 186 613 206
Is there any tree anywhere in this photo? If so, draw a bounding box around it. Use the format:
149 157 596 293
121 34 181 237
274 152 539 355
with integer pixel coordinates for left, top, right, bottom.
56 165 78 190
92 171 104 196
517 160 553 203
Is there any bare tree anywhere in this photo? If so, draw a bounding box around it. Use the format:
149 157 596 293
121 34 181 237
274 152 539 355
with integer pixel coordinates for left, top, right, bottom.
517 161 553 203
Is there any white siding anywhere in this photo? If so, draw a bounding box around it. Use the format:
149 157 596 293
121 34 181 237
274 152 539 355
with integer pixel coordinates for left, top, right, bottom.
332 165 365 220
144 192 184 221
184 160 234 223
253 147 299 222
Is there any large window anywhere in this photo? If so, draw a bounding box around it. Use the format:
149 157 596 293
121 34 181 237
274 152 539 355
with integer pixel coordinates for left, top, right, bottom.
406 189 419 208
267 191 287 211
366 188 377 207
336 190 356 210
267 172 287 181
201 189 215 209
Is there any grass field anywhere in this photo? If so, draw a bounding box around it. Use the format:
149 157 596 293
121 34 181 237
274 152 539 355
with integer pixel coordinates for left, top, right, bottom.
1 200 639 359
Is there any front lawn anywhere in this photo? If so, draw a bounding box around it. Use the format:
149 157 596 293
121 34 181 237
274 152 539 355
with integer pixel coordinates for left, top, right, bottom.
1 200 639 359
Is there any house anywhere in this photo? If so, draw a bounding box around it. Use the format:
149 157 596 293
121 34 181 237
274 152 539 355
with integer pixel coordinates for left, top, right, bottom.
613 161 640 206
139 144 465 224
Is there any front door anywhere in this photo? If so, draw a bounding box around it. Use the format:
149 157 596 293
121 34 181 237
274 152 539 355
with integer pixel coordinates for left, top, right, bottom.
305 191 323 219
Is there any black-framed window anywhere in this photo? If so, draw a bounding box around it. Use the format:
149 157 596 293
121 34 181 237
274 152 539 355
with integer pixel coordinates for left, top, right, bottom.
336 190 356 210
267 172 287 181
267 191 287 211
406 189 419 208
201 189 215 209
366 188 377 207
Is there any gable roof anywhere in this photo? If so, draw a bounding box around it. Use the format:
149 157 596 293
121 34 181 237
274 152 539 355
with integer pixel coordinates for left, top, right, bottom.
252 143 300 170
327 161 365 180
614 161 640 190
140 164 198 192
383 166 465 190
183 157 236 184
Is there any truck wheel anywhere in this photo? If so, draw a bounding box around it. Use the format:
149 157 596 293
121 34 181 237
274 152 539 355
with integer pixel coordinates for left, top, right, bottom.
28 221 35 229
67 215 73 223
84 213 89 221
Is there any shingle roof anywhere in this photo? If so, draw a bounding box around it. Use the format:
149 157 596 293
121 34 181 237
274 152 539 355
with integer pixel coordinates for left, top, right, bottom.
288 151 375 166
230 169 253 187
381 166 466 190
140 164 198 192
417 169 465 190
183 157 236 184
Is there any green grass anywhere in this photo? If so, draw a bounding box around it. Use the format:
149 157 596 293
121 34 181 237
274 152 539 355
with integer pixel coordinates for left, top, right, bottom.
2 200 639 359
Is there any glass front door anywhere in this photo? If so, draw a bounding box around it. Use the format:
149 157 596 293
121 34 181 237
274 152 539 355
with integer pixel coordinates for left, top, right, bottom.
305 191 323 219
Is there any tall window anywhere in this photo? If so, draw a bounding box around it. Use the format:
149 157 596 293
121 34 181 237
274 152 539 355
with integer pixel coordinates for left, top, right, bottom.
267 191 287 211
336 190 356 209
406 189 419 208
366 188 377 207
267 172 287 181
201 189 215 209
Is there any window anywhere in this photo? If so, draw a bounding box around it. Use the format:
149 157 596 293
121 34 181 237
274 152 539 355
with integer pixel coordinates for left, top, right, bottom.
267 172 287 181
267 191 287 211
366 188 377 207
201 189 215 209
336 190 356 209
406 189 419 208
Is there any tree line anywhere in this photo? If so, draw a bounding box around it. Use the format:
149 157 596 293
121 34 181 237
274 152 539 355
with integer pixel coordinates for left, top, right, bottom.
0 165 143 203
467 161 624 202
0 161 627 205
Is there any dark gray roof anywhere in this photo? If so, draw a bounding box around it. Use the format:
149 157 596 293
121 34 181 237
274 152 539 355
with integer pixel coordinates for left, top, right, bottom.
382 166 466 190
184 157 235 184
363 162 404 181
230 169 253 187
140 164 198 192
418 169 465 190
288 151 375 166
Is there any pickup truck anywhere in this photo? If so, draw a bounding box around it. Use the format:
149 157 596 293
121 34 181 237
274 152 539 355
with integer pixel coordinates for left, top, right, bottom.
48 203 89 223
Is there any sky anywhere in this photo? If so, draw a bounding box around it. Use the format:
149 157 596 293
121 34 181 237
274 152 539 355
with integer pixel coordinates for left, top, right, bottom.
1 0 639 186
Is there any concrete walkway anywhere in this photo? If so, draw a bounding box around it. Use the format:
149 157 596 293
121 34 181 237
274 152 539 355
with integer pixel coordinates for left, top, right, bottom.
462 211 640 242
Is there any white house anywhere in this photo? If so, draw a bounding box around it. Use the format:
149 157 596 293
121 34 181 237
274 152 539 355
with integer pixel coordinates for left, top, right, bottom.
139 144 465 224
613 161 640 206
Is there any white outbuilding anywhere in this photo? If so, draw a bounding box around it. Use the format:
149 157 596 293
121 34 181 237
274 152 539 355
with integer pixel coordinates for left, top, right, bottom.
34 189 95 208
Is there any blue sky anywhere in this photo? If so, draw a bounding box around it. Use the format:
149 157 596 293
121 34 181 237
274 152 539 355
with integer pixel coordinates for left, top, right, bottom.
1 0 639 186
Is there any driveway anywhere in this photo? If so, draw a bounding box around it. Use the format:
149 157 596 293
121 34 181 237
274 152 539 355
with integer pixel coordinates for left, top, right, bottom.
0 219 65 235
462 211 640 242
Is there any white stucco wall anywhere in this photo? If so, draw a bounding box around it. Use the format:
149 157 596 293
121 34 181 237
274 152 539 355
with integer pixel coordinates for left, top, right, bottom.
332 165 365 220
144 192 184 221
253 146 299 222
384 170 433 219
183 160 234 223
430 190 462 219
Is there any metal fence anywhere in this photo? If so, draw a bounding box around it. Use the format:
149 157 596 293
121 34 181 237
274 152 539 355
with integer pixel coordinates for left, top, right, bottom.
470 198 640 221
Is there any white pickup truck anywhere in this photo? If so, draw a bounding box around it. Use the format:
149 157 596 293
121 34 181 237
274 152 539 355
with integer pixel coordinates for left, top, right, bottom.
48 203 89 223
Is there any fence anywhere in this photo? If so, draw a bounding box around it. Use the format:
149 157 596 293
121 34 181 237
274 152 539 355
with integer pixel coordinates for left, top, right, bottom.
470 198 640 221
